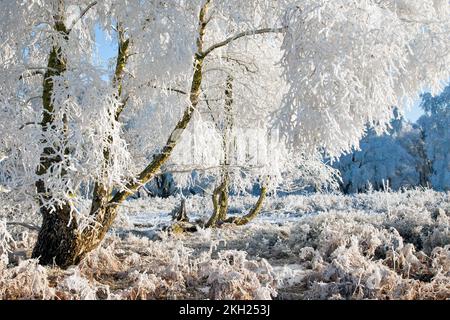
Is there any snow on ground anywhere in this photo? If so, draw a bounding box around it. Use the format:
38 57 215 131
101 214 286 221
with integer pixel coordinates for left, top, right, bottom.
1 189 449 299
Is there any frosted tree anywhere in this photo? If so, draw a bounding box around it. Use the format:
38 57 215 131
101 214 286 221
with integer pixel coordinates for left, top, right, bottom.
418 84 450 191
166 37 289 227
0 0 449 267
278 0 450 158
334 111 426 193
164 36 337 227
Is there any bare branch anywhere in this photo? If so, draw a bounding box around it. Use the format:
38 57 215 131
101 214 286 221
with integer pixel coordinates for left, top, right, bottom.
155 86 188 95
152 85 188 94
200 27 286 58
23 96 42 106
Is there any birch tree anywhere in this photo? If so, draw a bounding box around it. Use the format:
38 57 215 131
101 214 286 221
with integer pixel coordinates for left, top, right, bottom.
0 0 448 267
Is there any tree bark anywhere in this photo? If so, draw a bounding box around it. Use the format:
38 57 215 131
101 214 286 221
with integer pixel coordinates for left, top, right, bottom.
205 74 233 227
217 177 229 222
217 75 233 222
31 206 81 267
32 8 76 265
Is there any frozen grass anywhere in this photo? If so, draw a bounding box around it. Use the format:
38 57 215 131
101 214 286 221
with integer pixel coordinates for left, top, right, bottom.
0 189 448 300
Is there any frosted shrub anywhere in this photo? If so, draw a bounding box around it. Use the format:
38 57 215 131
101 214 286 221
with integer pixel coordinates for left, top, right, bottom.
0 190 447 300
56 269 98 300
119 271 162 300
0 259 54 300
201 250 276 300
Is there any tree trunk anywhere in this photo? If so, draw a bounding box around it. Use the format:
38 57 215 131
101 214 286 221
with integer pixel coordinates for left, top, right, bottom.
206 182 226 228
205 74 233 227
31 206 80 268
206 175 229 227
32 9 78 266
206 183 267 228
217 177 229 222
226 185 267 226
217 75 233 222
32 2 211 268
32 205 118 268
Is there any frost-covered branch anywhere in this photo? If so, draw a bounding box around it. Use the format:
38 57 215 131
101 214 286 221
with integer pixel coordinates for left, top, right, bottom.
67 1 98 33
19 122 40 130
200 27 286 58
19 70 44 80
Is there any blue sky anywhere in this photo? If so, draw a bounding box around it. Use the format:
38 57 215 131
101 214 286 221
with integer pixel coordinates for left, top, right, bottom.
404 101 424 122
94 26 117 78
94 26 425 123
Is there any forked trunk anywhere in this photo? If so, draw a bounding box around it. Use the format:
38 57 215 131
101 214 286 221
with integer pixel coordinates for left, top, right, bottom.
206 183 267 228
205 177 229 227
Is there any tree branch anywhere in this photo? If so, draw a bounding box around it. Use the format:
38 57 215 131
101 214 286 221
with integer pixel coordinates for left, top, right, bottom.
68 1 98 33
158 86 188 95
6 222 40 232
200 27 286 58
148 85 188 95
106 0 211 207
19 121 40 130
132 81 188 96
161 164 263 175
19 70 44 81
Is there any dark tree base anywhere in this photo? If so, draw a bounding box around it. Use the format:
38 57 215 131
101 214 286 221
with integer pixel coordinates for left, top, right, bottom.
31 207 83 268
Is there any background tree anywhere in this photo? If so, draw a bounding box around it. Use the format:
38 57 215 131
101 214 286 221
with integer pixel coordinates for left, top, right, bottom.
418 84 450 191
333 111 427 193
278 0 450 158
